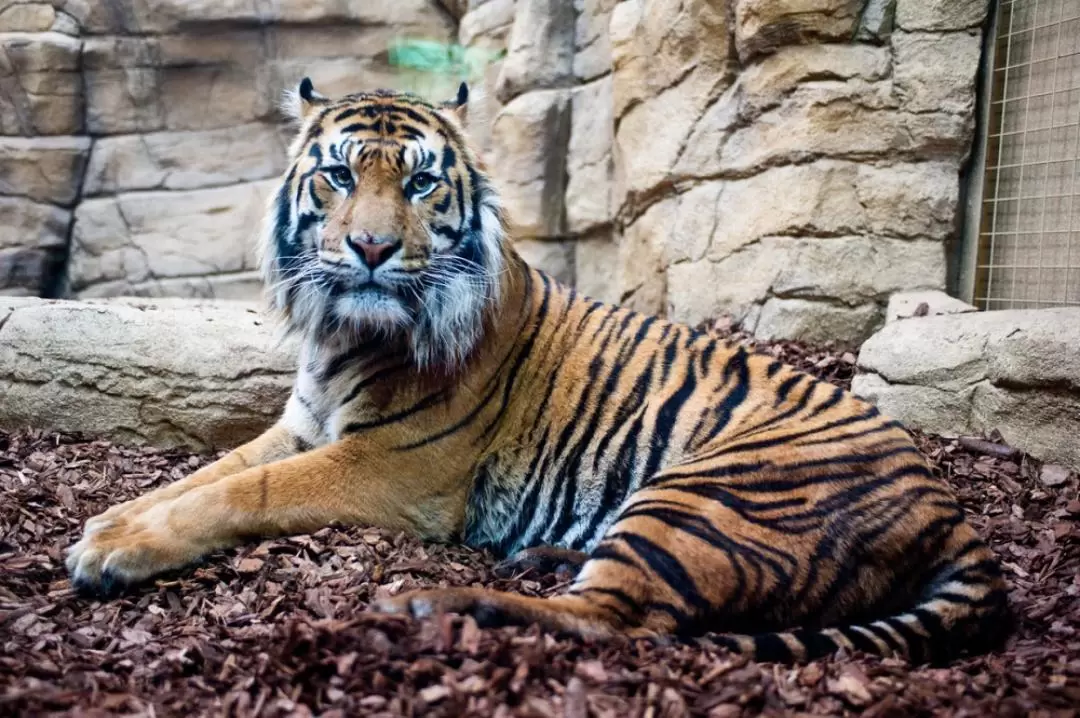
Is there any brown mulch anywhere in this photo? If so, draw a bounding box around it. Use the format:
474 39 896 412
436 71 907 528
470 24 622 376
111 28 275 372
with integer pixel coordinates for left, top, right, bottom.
1 333 1079 717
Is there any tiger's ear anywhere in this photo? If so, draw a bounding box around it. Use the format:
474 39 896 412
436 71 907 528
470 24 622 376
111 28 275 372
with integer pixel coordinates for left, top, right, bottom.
285 77 327 123
439 82 469 125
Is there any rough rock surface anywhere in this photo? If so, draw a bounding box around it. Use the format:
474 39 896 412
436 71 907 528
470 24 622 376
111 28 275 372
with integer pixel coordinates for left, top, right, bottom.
885 289 978 323
3 0 1006 347
461 0 991 344
853 308 1080 470
0 297 296 450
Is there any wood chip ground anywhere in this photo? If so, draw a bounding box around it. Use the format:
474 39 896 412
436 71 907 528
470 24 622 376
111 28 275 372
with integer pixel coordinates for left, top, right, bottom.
2 330 1078 716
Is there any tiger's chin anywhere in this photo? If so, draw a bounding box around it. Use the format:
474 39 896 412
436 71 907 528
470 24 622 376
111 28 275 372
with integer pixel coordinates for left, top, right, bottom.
332 289 414 334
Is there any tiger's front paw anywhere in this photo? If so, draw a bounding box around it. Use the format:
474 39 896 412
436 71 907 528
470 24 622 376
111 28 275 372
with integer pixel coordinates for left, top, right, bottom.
66 499 207 598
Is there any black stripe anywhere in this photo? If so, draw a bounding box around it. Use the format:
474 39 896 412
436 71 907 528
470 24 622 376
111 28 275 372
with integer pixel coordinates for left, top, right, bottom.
611 532 710 616
751 633 795 662
339 362 409 407
865 622 905 653
883 617 925 662
774 374 804 405
586 542 642 570
788 628 840 661
342 388 449 434
840 626 881 655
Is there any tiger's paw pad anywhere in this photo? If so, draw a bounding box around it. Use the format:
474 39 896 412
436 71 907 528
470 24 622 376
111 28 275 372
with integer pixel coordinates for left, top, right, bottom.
493 547 588 579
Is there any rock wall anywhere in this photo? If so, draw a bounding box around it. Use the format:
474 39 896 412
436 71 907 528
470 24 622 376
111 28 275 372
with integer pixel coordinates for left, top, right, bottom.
464 0 990 343
3 0 991 346
0 0 457 298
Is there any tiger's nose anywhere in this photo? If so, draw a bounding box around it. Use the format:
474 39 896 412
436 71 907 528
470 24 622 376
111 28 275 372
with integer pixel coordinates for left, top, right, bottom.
345 232 400 269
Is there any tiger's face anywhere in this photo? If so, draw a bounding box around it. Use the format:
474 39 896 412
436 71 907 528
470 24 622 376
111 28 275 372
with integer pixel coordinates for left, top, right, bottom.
261 79 505 368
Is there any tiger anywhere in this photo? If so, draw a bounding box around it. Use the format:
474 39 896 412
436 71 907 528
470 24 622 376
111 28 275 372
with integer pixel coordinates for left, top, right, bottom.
65 79 1009 665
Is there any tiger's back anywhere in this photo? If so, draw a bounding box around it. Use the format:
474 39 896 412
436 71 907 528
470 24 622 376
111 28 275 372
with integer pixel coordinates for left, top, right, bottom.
66 81 1008 665
399 260 1009 664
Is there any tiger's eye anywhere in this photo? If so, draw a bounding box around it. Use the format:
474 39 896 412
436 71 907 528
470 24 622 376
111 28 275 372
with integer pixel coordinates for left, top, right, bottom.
408 172 436 195
326 166 353 187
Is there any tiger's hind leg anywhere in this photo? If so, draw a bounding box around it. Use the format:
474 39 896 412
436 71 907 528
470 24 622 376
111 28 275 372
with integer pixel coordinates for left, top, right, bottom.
372 485 737 640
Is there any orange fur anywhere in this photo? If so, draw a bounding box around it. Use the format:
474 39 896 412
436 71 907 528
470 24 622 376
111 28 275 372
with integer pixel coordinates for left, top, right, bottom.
67 83 1008 664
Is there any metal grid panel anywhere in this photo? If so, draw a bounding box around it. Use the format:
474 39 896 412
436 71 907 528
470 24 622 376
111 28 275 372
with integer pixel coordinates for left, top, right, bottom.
975 0 1080 309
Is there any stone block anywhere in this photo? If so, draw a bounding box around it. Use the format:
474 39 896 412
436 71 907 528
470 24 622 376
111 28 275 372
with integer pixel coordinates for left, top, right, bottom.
770 237 945 304
751 297 881 346
0 31 79 72
0 136 90 205
0 32 82 135
0 3 56 32
609 0 733 203
851 372 975 437
693 162 959 263
0 195 69 252
85 63 271 135
854 307 1080 469
460 0 516 48
734 0 863 61
69 181 274 294
665 235 939 341
0 297 297 450
83 124 290 196
895 0 988 31
495 0 574 103
77 271 264 301
892 31 983 115
885 290 977 323
513 238 575 285
973 383 1080 471
566 76 613 233
618 196 677 316
491 89 571 238
79 0 452 34
715 88 971 174
574 230 621 305
574 0 616 82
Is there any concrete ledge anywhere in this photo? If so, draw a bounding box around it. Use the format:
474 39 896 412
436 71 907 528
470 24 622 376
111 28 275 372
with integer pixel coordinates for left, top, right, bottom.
852 307 1080 470
0 297 297 451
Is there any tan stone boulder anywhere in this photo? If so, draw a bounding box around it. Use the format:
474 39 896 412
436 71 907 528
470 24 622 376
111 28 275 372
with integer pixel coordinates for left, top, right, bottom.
83 125 289 196
610 0 732 202
514 238 575 285
491 89 571 239
495 0 574 103
853 308 1080 470
885 290 977 323
69 181 273 296
574 0 615 82
0 196 69 296
0 3 57 32
566 76 614 233
0 297 297 451
0 136 90 205
0 31 83 135
734 0 863 61
574 231 621 305
895 0 988 31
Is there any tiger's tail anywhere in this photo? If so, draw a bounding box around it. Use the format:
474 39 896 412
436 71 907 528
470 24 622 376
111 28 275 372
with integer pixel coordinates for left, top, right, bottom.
711 536 1010 665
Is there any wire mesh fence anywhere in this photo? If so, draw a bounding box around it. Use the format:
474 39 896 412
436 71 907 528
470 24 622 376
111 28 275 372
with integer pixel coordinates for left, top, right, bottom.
974 0 1080 309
